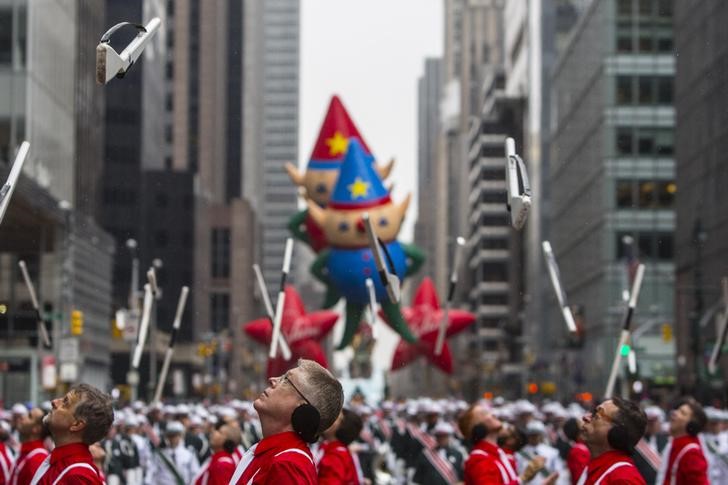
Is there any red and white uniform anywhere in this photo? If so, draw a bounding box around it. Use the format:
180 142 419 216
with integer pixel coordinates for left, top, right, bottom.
464 440 519 485
660 435 709 485
576 450 645 485
317 440 359 485
29 442 103 485
567 442 590 485
229 431 317 485
193 450 236 485
9 440 49 485
0 442 15 485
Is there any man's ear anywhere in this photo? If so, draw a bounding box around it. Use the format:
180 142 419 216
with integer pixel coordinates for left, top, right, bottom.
69 418 87 435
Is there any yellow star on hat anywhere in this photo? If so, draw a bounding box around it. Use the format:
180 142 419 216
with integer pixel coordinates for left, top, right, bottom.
325 131 349 156
348 177 370 199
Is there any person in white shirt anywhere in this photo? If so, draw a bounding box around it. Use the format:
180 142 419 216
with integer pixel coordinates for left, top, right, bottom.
517 420 567 485
144 420 199 485
702 407 728 484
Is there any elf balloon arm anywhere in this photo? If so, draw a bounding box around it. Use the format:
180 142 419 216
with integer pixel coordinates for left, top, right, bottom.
287 209 310 245
401 243 425 278
96 18 161 84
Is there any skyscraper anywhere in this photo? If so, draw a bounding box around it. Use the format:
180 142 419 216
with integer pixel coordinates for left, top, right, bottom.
0 0 114 400
548 0 675 396
673 0 728 395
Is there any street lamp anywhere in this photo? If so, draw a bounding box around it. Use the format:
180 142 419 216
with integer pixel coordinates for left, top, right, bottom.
125 238 140 401
691 219 708 396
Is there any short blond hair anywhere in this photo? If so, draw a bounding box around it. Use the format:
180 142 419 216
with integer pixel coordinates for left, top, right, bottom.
296 359 344 433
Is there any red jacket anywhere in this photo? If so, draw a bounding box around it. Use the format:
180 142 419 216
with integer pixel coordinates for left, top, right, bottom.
317 440 359 485
29 442 103 485
9 440 49 485
567 442 590 485
579 450 645 485
464 440 519 485
661 435 709 485
230 431 317 485
0 442 14 485
194 450 236 485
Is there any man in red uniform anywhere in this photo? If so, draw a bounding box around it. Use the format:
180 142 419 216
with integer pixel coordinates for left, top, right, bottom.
318 408 363 485
9 407 49 485
578 397 646 484
194 421 240 485
229 359 344 484
458 403 553 485
30 383 113 484
657 397 709 485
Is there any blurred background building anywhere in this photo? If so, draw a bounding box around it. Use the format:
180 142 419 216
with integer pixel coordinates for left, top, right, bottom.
673 0 728 401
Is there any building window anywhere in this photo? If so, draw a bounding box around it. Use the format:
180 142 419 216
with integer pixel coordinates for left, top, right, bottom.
615 75 673 105
166 60 174 80
211 228 230 278
614 127 673 156
481 263 508 282
615 179 675 209
210 292 230 332
616 231 674 260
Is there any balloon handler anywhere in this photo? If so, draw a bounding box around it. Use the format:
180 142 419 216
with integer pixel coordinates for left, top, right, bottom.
307 138 424 349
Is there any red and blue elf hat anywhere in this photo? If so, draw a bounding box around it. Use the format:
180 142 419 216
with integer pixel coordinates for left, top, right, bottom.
308 95 373 171
329 138 390 210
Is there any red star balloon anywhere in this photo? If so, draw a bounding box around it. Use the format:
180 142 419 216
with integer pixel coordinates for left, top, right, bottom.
244 285 339 377
383 277 475 374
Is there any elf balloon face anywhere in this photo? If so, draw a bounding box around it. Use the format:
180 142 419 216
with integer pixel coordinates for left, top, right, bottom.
306 193 410 248
286 156 393 207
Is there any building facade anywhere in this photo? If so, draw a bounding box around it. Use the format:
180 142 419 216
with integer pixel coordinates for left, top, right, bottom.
673 0 728 397
0 0 114 402
549 0 675 397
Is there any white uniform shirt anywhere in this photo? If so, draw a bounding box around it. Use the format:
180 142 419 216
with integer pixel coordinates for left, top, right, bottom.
144 442 199 485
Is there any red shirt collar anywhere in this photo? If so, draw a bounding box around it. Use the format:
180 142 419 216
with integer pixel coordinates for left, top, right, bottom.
254 431 309 457
473 439 501 455
20 440 47 454
211 450 232 461
49 442 92 465
587 449 634 475
672 434 700 449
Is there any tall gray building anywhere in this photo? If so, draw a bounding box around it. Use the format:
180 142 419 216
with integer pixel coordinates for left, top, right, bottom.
673 1 728 397
414 57 443 289
258 0 300 292
0 0 114 401
549 0 675 397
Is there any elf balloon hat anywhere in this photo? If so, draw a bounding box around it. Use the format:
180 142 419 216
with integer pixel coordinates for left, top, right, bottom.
308 95 373 170
329 138 390 210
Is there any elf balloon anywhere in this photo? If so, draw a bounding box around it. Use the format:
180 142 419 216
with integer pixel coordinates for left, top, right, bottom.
307 138 424 349
243 285 339 377
286 96 393 308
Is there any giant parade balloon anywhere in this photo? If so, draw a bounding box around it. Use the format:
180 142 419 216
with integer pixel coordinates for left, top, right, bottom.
307 138 424 349
385 277 475 374
285 95 393 308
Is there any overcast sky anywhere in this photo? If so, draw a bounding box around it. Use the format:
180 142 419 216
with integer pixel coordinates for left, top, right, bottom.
299 0 444 241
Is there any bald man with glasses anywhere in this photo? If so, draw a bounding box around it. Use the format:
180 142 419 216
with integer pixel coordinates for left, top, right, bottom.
229 359 344 485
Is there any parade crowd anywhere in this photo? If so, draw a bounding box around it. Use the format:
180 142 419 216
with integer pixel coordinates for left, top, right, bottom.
0 361 727 484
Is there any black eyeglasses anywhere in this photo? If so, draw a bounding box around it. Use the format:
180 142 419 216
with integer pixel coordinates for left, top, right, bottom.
279 373 312 405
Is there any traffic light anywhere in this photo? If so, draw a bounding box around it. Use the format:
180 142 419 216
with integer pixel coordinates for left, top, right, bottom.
661 324 673 342
620 344 631 357
70 310 84 336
